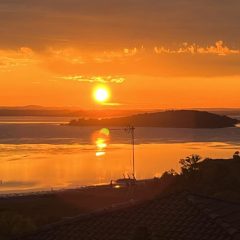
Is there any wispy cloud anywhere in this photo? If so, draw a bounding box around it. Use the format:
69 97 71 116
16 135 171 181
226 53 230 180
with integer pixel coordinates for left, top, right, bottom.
154 41 240 56
102 102 123 106
57 75 125 84
0 47 37 72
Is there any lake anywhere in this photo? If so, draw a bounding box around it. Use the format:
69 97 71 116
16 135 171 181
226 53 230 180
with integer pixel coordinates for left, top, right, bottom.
0 116 240 194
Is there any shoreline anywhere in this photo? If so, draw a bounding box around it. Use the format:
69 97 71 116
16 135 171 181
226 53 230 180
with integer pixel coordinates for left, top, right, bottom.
0 178 155 199
0 184 109 199
0 177 167 238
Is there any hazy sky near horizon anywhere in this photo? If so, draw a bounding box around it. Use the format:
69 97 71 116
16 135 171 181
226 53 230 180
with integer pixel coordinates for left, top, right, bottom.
1 0 240 109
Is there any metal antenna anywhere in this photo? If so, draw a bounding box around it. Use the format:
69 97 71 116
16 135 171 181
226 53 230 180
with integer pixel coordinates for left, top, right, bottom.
109 126 136 179
128 126 135 179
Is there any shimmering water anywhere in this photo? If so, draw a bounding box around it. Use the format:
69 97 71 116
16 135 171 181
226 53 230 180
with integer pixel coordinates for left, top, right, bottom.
0 117 240 194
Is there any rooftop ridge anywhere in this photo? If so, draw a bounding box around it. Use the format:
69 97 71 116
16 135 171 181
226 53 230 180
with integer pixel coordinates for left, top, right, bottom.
188 192 240 206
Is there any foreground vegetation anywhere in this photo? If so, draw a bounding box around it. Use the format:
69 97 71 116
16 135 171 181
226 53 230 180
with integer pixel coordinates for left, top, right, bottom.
161 151 240 201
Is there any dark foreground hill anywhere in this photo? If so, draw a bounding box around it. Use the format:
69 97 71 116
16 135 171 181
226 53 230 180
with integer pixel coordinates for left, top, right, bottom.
69 110 239 128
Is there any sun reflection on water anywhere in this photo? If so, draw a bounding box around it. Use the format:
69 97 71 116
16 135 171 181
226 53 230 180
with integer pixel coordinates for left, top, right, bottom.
93 128 110 157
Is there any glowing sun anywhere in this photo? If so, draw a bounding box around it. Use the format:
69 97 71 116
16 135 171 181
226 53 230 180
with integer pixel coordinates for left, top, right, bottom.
94 87 110 103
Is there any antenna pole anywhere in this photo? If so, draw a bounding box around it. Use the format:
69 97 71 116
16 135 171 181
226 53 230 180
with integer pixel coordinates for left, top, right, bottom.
131 126 135 179
109 126 136 179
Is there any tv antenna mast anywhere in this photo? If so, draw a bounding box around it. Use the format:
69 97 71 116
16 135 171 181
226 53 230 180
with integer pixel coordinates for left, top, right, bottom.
109 126 136 179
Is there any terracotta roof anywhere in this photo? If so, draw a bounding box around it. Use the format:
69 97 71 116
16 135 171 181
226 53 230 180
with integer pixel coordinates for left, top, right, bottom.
20 192 240 240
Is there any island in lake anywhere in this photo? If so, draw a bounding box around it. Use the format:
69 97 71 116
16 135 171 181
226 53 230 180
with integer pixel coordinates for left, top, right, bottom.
68 110 239 128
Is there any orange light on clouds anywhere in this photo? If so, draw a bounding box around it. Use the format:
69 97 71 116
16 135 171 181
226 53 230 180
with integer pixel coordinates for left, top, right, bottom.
1 41 240 108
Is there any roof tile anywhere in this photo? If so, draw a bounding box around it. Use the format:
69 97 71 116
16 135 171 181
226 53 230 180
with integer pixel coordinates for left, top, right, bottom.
19 192 240 240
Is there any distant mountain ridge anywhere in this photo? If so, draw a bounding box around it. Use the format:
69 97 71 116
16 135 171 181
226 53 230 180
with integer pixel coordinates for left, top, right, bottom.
0 106 240 119
69 110 239 128
0 107 146 118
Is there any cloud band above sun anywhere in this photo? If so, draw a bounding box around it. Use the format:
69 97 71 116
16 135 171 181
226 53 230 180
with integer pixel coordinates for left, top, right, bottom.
1 41 240 77
57 75 125 84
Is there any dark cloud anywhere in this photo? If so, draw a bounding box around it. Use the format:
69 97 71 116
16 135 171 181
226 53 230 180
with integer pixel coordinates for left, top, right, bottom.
0 0 240 49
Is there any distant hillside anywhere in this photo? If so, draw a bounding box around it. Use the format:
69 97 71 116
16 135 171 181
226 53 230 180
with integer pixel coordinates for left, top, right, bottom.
69 110 239 128
0 107 145 118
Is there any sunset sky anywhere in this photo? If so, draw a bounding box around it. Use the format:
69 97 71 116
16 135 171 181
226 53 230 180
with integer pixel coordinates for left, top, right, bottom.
1 0 240 109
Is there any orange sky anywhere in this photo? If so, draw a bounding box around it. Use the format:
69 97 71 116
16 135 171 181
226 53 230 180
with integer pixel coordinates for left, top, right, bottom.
0 0 240 109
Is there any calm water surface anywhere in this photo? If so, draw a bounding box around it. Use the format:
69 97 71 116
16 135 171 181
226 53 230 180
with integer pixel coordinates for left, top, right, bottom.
0 116 240 194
